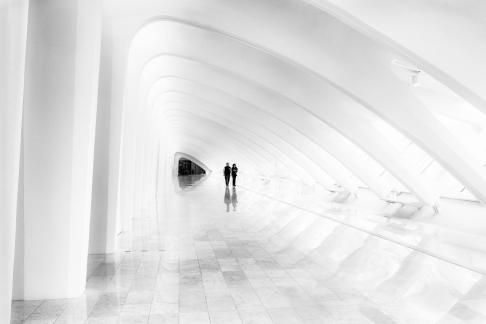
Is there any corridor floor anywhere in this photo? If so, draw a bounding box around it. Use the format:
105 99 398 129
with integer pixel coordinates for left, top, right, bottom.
11 175 486 324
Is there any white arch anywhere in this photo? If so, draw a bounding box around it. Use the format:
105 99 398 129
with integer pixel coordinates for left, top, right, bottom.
123 22 439 204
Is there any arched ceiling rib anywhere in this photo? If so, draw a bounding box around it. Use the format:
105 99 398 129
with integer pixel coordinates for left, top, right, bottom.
164 116 289 176
130 46 434 203
161 102 334 187
165 112 316 181
115 0 486 205
170 137 260 173
156 92 346 187
163 129 267 177
150 81 365 192
148 78 384 195
170 139 261 176
302 0 486 113
141 59 395 192
164 114 287 169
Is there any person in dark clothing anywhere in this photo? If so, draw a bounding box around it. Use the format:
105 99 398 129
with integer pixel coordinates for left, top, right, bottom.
231 164 238 187
224 162 231 186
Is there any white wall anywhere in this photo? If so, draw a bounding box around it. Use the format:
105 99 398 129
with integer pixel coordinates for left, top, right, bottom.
0 0 29 321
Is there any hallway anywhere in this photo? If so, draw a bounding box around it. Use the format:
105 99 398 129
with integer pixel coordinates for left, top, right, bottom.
11 175 486 324
4 1 486 322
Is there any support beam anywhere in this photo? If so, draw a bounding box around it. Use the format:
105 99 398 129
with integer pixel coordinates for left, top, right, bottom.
14 0 101 300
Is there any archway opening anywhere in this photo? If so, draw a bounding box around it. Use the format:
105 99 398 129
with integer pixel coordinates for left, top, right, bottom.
177 158 207 176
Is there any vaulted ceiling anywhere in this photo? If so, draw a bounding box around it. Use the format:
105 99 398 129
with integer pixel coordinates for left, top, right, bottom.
105 0 486 208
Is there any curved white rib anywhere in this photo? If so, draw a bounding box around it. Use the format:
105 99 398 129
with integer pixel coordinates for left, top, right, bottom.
124 22 439 203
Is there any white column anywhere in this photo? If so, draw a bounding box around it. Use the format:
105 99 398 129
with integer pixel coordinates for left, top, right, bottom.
89 21 130 254
0 0 29 320
89 30 114 254
16 0 101 299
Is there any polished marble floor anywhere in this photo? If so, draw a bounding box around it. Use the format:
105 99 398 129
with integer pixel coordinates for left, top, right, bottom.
11 175 486 323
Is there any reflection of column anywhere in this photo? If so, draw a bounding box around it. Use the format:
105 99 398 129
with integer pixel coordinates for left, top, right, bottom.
16 0 101 299
0 1 29 321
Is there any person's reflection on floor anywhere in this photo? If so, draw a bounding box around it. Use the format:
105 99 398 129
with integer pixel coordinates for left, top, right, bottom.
231 187 238 211
224 187 231 212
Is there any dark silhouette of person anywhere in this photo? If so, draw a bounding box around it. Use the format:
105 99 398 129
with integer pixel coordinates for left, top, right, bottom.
224 187 231 212
224 162 231 186
231 187 238 211
231 163 238 187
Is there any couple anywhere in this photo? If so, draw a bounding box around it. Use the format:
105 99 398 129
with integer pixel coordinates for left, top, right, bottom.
224 163 238 187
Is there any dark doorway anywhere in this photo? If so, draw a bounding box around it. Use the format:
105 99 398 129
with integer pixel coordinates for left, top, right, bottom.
178 158 206 176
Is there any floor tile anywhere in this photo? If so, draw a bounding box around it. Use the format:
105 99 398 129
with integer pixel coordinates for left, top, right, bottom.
10 175 486 324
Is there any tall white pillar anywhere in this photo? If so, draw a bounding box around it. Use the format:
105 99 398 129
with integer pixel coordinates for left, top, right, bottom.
89 31 114 254
0 0 29 321
15 0 101 299
89 22 129 254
